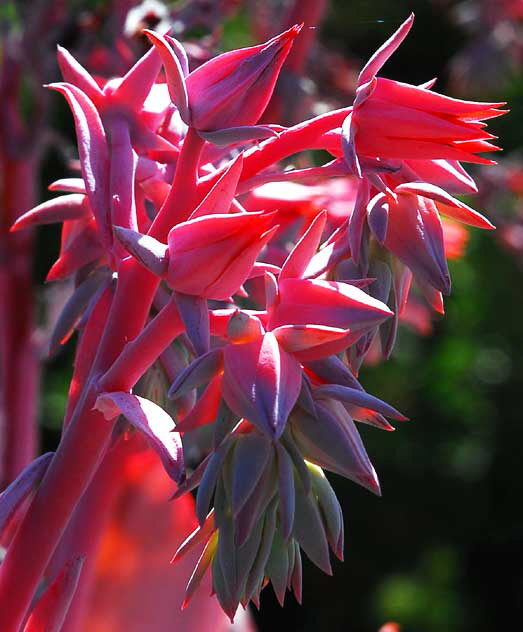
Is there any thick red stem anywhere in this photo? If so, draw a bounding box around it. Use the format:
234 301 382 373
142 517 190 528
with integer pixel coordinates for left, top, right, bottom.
100 294 183 393
0 130 204 631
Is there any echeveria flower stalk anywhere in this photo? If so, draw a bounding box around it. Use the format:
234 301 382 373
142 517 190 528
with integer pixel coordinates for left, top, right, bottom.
0 10 508 630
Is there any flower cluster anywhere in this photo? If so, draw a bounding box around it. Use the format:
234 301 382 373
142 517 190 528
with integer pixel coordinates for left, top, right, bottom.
4 12 506 627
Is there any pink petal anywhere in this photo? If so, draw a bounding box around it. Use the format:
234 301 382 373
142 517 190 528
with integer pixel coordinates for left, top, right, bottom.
189 154 243 220
56 46 103 103
404 159 478 194
112 43 162 111
272 324 349 353
280 210 327 280
271 278 393 332
358 13 415 85
396 182 495 229
144 31 189 123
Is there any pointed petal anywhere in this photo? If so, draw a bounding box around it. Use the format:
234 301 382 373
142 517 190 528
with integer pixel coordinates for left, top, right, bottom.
367 192 389 244
291 543 302 603
292 402 380 494
358 14 415 85
280 210 327 280
235 461 277 547
165 35 189 77
144 30 189 123
395 182 495 229
172 511 215 563
349 178 371 264
266 530 289 605
304 355 363 390
309 465 344 560
48 178 86 194
182 531 218 608
272 278 393 332
113 43 162 110
189 154 243 220
196 441 232 525
46 222 104 282
293 478 332 575
273 324 349 353
245 503 277 601
56 46 103 102
341 112 361 177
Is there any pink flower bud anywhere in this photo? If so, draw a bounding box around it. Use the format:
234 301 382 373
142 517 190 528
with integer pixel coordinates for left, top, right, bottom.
185 25 302 132
167 211 277 300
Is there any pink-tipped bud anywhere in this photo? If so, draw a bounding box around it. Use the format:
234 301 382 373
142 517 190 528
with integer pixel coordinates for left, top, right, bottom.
185 25 302 132
167 211 277 300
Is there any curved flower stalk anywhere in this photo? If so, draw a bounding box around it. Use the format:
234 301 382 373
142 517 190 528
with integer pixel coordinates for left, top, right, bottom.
0 12 507 630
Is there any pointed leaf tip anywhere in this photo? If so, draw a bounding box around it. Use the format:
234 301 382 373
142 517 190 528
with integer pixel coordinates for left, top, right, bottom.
113 226 168 276
95 392 183 482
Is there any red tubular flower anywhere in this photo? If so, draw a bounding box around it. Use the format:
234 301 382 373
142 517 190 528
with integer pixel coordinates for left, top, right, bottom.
185 25 302 131
342 13 507 175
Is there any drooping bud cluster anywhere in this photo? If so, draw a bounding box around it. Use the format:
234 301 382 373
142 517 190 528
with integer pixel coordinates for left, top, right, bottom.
9 12 506 623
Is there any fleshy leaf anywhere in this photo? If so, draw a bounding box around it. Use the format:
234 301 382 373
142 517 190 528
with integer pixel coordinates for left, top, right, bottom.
23 557 84 632
231 433 272 517
174 292 210 356
113 227 168 277
48 83 111 247
314 385 407 420
95 392 183 482
10 194 90 231
222 333 302 438
168 348 224 399
0 453 54 538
